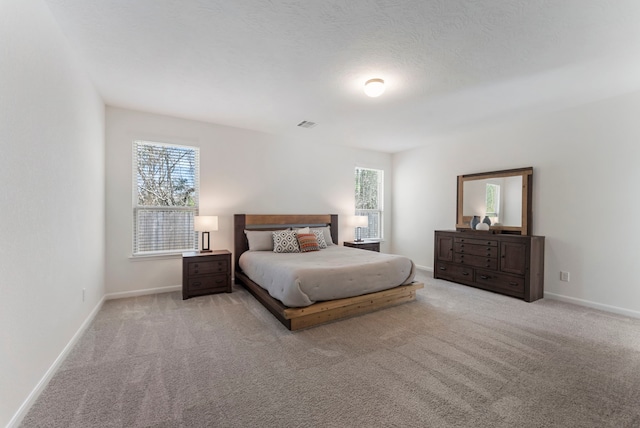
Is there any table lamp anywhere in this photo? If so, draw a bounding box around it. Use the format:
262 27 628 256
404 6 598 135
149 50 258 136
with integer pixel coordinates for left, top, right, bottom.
194 215 218 253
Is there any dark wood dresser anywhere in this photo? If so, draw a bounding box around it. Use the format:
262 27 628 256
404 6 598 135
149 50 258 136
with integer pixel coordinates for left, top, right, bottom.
434 230 544 302
343 241 380 252
182 250 231 299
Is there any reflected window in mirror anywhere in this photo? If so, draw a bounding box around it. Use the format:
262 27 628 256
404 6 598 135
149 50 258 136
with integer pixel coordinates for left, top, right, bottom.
485 183 500 222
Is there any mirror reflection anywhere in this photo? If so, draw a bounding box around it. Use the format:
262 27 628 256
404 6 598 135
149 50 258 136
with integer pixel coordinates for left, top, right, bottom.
462 176 523 227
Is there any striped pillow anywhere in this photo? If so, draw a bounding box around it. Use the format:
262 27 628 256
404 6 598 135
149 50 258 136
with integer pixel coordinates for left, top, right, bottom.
297 233 320 252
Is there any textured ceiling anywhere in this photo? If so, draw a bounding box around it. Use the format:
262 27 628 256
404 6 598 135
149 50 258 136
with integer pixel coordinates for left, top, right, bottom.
44 0 640 153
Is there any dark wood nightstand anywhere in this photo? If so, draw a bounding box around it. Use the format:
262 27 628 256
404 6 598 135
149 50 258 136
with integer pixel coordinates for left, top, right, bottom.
182 250 232 299
343 241 380 252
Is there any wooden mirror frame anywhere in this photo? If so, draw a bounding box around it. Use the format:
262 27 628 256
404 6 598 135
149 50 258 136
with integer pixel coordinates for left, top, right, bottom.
456 167 534 235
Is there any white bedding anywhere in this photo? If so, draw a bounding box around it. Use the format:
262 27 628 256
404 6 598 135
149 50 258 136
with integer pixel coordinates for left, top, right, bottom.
238 246 416 307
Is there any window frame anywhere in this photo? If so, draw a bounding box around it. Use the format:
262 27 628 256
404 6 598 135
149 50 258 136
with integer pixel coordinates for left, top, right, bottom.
354 166 384 241
132 140 200 256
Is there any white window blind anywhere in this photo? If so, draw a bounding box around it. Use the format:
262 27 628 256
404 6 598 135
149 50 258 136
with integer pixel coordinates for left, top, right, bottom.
133 141 200 255
355 167 384 240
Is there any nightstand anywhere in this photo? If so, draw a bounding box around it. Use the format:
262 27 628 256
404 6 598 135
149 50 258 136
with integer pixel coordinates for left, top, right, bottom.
182 250 232 299
343 241 380 252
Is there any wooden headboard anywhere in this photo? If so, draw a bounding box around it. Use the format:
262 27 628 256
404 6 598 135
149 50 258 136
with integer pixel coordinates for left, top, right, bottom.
233 214 338 272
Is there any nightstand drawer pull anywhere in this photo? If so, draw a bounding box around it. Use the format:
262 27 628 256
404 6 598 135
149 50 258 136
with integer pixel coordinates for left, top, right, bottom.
480 275 490 280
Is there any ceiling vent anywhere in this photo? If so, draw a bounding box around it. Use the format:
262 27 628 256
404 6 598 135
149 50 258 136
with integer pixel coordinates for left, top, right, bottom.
297 120 317 129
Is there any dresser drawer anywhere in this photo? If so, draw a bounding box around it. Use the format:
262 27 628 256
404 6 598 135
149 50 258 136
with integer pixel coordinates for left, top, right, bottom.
475 269 524 295
454 243 497 257
187 274 229 292
187 259 229 275
435 262 473 283
454 237 498 247
454 254 498 270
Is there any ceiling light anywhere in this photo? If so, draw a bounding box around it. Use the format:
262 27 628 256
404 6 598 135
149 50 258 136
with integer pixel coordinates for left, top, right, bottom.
364 78 385 97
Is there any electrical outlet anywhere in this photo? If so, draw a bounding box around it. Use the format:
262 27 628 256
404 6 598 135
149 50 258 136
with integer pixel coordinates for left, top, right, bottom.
560 271 570 282
82 288 86 302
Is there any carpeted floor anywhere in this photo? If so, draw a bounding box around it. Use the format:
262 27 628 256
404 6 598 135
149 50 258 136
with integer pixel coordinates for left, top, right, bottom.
21 272 640 427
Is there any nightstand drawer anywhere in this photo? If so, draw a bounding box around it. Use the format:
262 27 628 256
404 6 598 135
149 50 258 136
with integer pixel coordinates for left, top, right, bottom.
187 259 229 275
187 274 229 291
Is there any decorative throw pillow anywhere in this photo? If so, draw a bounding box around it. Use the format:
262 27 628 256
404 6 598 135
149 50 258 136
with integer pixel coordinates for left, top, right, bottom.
297 233 320 252
273 230 300 253
311 229 327 249
295 227 310 234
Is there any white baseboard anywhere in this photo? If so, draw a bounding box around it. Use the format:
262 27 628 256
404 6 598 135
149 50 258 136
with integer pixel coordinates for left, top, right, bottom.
415 264 433 273
8 284 184 427
105 285 181 300
7 296 106 428
544 292 640 319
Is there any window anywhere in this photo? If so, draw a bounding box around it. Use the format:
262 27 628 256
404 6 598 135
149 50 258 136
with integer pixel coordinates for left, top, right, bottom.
485 183 500 219
133 140 199 255
354 167 383 240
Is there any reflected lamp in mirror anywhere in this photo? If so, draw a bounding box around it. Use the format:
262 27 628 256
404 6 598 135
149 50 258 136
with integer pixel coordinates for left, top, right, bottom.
354 215 368 242
194 215 218 253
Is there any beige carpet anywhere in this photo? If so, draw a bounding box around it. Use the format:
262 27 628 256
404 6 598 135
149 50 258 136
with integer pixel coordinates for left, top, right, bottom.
21 272 640 427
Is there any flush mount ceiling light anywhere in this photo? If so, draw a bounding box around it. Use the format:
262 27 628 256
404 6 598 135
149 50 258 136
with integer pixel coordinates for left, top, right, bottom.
364 78 385 97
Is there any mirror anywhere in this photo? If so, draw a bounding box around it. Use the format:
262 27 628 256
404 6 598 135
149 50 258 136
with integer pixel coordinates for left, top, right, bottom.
456 167 533 235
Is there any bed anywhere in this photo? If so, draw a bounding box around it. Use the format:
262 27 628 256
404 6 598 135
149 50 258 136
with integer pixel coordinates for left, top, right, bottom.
234 214 424 330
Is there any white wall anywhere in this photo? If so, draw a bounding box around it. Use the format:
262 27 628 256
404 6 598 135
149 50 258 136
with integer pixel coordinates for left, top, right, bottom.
0 1 105 426
105 107 392 295
392 90 640 316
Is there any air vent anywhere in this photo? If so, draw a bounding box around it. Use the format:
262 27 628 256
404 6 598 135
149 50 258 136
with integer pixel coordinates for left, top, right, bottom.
297 120 317 129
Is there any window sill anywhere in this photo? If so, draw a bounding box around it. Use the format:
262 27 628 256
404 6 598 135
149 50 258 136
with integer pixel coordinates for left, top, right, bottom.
129 252 184 261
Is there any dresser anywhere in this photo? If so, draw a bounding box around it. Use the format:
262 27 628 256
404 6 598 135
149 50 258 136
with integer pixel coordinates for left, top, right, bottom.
182 250 232 299
434 231 544 302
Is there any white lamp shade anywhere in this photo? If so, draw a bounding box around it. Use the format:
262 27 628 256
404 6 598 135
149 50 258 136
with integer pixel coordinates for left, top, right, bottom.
364 78 385 97
354 216 369 227
194 215 218 231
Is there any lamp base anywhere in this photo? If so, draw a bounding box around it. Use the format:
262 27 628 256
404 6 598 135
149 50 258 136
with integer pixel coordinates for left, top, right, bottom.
199 249 213 253
353 239 364 242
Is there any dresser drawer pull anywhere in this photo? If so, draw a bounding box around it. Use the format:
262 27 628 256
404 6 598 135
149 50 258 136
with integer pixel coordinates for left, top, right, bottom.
194 270 199 274
192 281 201 287
480 275 490 280
509 282 519 286
462 272 469 276
439 266 446 270
215 279 225 284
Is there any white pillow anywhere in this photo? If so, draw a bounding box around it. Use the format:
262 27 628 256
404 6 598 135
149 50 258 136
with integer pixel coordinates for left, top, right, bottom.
311 226 334 246
294 227 310 234
245 230 274 251
273 230 300 253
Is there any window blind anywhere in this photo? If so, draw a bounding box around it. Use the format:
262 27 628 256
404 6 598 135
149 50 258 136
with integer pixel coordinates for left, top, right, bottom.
355 167 384 240
132 141 200 255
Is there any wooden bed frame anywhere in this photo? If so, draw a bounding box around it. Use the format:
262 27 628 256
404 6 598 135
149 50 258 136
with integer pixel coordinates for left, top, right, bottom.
234 214 424 331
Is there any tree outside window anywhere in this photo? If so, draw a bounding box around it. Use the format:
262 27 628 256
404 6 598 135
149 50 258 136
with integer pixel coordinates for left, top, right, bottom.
355 167 383 240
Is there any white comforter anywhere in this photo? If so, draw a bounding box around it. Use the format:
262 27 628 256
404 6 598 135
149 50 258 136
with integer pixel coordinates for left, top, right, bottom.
238 246 416 307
